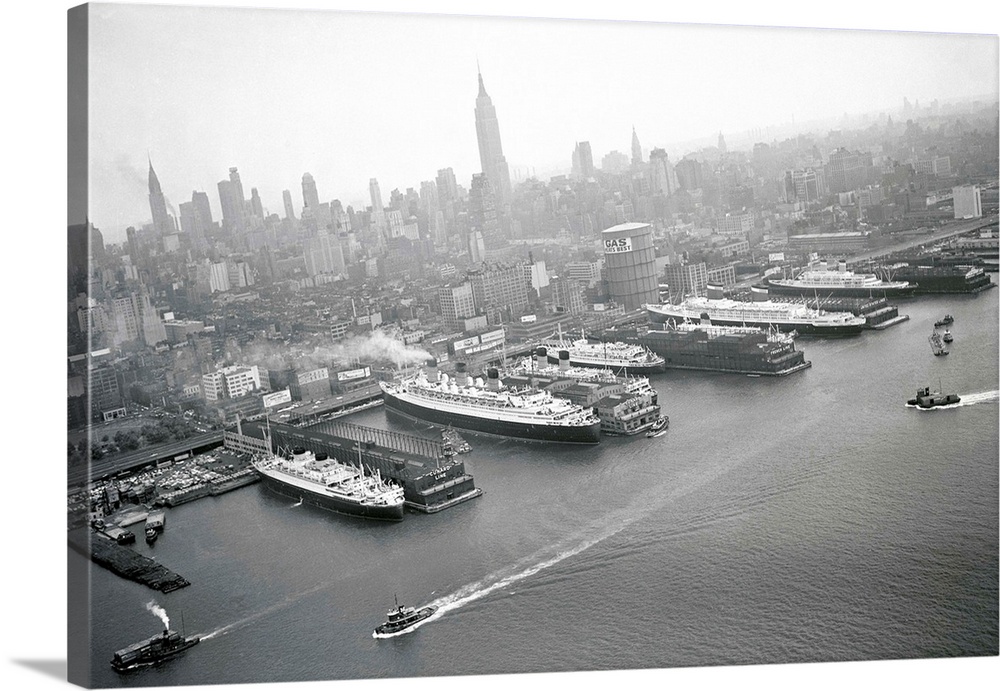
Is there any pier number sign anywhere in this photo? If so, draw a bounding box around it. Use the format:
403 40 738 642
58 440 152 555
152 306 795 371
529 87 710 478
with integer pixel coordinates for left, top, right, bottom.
604 237 633 254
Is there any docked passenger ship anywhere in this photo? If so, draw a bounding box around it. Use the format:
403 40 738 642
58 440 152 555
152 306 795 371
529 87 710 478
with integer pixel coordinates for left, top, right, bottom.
541 329 666 374
253 444 405 521
765 260 915 298
646 284 866 337
380 360 602 444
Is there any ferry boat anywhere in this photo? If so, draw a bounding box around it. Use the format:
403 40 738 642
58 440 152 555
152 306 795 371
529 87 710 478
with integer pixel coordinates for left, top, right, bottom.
253 441 405 522
928 331 948 356
111 629 200 672
645 284 866 337
380 360 602 444
765 260 915 298
541 328 665 374
906 386 960 409
372 597 437 638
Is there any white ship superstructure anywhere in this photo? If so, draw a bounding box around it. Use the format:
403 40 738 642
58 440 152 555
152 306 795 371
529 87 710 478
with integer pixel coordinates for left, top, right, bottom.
253 446 405 520
380 361 602 444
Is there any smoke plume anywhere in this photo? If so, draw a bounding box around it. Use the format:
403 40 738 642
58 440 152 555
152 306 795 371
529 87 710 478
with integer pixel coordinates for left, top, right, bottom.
146 600 170 630
322 330 432 368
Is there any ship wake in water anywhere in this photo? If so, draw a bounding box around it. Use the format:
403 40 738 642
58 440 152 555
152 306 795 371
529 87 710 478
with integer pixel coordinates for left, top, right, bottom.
414 509 642 630
199 581 331 640
911 389 998 411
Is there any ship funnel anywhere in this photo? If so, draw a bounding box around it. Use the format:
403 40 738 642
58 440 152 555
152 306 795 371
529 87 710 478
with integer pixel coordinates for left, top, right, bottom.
838 259 847 273
558 349 570 371
819 259 828 271
706 283 725 300
750 285 769 303
455 362 469 387
535 346 548 369
425 357 438 382
486 367 501 391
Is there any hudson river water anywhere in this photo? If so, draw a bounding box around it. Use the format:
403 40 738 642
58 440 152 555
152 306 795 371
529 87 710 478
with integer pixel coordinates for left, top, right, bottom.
81 285 998 688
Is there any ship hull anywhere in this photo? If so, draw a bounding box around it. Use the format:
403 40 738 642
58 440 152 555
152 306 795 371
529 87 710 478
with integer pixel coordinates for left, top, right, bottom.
647 306 864 337
545 354 666 375
383 390 601 444
764 279 916 299
256 471 405 521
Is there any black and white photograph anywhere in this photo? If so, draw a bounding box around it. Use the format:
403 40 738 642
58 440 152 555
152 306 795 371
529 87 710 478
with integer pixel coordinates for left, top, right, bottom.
9 1 1000 690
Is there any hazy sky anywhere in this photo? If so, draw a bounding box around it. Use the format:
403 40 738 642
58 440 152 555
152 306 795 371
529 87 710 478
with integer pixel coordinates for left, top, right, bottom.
86 2 998 243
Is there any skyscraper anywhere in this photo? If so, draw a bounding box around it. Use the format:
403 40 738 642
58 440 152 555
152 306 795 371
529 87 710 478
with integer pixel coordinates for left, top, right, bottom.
218 167 248 234
631 126 643 166
302 173 319 212
369 178 384 212
282 190 296 220
147 159 173 236
572 141 595 179
436 168 459 203
468 173 499 243
250 187 264 219
474 68 512 208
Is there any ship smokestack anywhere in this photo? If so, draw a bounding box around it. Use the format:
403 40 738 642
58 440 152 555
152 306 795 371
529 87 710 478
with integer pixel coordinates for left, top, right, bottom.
425 357 438 382
838 259 847 273
820 259 828 271
455 362 469 387
486 367 501 391
750 285 769 303
558 350 570 371
706 283 724 300
535 346 548 370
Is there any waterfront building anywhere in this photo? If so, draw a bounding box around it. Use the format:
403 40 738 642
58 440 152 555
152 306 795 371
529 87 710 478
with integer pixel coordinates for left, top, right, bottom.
663 261 708 301
439 282 477 331
825 148 865 193
468 262 529 324
716 212 754 237
202 364 262 402
601 222 659 310
953 185 983 219
474 68 513 207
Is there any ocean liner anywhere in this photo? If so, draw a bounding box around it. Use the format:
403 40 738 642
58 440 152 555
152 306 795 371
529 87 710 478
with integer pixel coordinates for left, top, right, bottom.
646 284 866 337
765 260 915 298
541 328 665 374
380 360 602 444
253 442 405 521
510 347 657 397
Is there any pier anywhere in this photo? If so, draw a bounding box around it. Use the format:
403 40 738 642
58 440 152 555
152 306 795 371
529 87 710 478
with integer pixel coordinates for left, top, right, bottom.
234 420 483 513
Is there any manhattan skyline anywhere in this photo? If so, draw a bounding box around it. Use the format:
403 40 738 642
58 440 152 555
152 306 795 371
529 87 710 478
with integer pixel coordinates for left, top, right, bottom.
85 3 998 244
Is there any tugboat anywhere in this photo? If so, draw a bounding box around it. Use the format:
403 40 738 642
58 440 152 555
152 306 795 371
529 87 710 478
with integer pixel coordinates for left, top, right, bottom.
111 629 200 672
372 596 437 638
906 386 961 409
942 330 953 343
646 416 669 438
934 314 954 327
144 527 158 545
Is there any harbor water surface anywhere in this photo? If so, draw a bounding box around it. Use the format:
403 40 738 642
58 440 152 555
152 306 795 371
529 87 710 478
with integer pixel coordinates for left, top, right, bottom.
82 286 999 687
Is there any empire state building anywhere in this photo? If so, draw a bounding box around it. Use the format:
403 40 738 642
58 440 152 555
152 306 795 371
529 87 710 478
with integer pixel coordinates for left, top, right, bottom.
474 69 512 209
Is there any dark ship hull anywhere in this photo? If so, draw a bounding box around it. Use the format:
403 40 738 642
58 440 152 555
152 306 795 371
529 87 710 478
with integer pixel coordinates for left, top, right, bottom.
382 390 602 444
257 472 405 521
